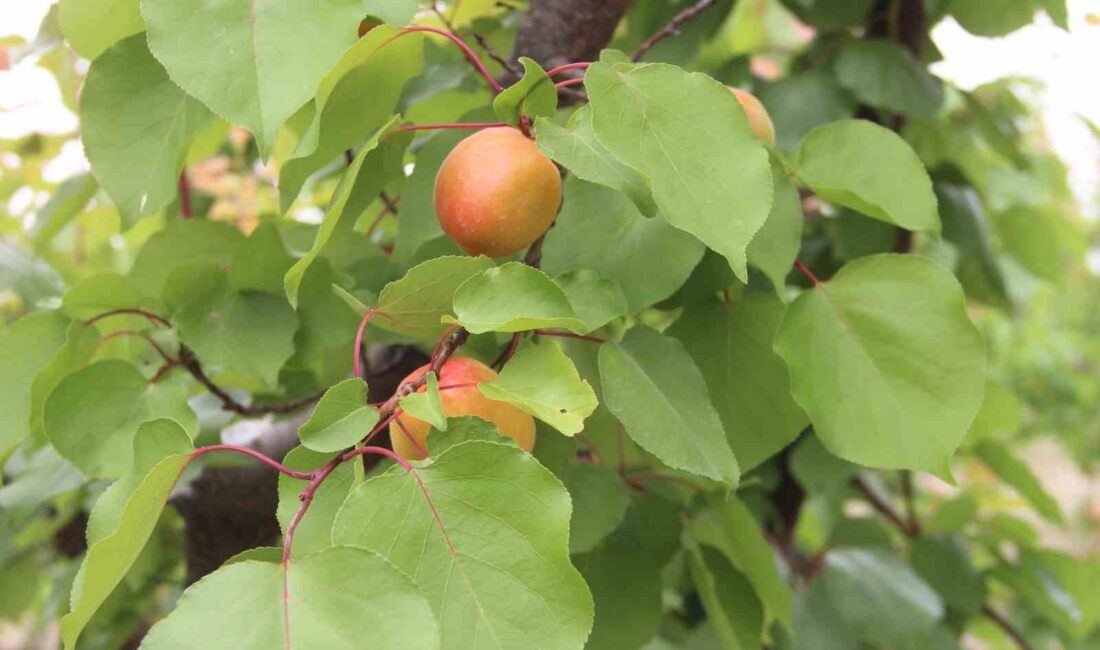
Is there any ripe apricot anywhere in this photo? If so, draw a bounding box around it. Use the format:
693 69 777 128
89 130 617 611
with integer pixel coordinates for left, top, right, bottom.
728 87 776 147
390 356 536 460
433 127 561 258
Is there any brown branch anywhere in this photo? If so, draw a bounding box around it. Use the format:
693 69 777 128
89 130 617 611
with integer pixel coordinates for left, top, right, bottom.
982 605 1037 650
506 0 632 86
900 470 921 536
178 345 323 416
631 0 720 62
851 475 918 538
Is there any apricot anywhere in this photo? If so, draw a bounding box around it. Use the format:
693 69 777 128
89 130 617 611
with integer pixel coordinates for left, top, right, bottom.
390 356 536 460
433 127 561 258
728 87 775 147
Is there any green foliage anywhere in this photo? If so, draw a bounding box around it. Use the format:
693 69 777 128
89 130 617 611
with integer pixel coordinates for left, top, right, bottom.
2 1 1095 648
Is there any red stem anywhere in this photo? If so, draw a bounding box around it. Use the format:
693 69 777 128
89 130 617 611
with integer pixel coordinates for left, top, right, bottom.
438 382 479 391
364 409 402 444
794 260 822 286
353 308 381 379
491 332 523 370
341 445 413 472
399 122 510 133
402 26 504 93
554 78 585 89
545 61 592 77
533 329 606 343
178 171 193 219
84 308 171 328
191 445 314 481
100 329 175 362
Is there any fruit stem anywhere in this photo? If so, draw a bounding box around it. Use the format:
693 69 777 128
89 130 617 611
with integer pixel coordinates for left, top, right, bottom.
353 308 381 379
554 78 585 89
545 61 591 77
402 26 505 93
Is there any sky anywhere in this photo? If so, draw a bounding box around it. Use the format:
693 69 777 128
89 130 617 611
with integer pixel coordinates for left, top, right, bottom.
1 0 1098 217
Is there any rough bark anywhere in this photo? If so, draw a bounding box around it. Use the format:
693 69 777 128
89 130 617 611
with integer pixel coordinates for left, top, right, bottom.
505 0 634 82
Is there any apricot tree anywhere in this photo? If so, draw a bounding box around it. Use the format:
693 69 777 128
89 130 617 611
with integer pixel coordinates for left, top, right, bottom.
0 1 1095 649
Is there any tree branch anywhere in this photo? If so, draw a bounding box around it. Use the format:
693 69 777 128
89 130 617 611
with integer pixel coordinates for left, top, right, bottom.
631 0 720 62
506 0 633 87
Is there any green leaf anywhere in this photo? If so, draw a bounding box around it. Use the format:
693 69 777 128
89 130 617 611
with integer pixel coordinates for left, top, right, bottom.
670 295 808 471
401 372 447 431
142 0 365 156
0 447 84 508
426 415 506 456
480 340 598 435
289 260 361 385
586 61 772 280
834 39 944 119
284 119 409 307
748 158 802 296
535 105 657 217
44 360 198 478
494 57 558 125
60 453 189 650
228 223 294 295
910 535 986 615
298 379 379 453
542 178 704 313
789 433 857 493
991 552 1082 633
276 447 356 559
58 0 143 60
140 546 439 649
975 439 1064 523
995 206 1068 282
81 35 214 226
598 327 739 486
129 219 244 296
366 0 421 25
774 255 985 474
374 255 494 339
60 273 154 319
818 548 944 647
450 262 588 334
685 539 765 650
950 0 1038 36
333 440 594 650
692 494 793 627
168 265 298 389
554 270 629 332
564 461 630 555
794 120 939 233
0 311 70 458
278 26 425 211
576 495 677 650
936 182 1010 309
757 69 856 153
32 173 98 252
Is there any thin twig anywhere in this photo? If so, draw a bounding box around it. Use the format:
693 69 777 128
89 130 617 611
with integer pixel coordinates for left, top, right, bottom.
982 606 1036 650
631 0 721 62
491 332 523 370
851 475 917 538
84 308 171 328
900 470 920 536
100 329 174 362
178 345 322 416
191 444 314 480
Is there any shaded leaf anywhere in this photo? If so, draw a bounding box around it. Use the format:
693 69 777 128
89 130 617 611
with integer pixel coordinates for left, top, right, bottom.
564 461 630 555
598 327 739 486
